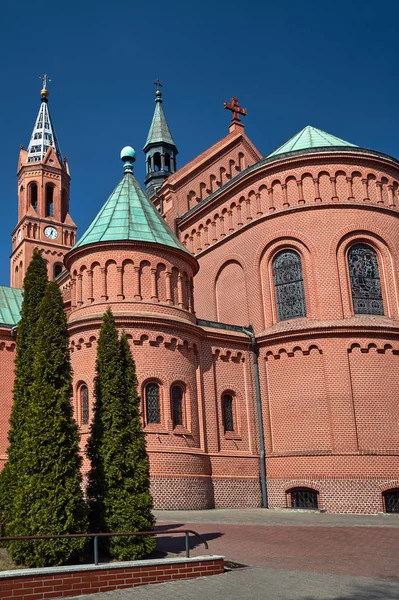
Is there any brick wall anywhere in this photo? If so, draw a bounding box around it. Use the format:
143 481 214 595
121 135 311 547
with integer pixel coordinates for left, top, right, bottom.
0 556 224 600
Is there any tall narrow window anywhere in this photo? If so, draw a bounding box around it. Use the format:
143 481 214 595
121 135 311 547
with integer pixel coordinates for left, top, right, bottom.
146 383 160 424
54 263 63 278
30 183 38 212
81 385 89 425
171 385 183 428
45 185 54 217
383 489 399 513
289 487 318 509
348 244 384 315
222 393 234 432
273 250 306 321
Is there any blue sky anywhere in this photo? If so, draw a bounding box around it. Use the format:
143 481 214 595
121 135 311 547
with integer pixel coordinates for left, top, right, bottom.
0 0 398 286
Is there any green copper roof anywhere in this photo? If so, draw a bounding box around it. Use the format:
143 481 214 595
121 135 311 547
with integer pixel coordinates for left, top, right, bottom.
268 125 357 158
0 286 23 326
74 149 189 253
143 91 176 150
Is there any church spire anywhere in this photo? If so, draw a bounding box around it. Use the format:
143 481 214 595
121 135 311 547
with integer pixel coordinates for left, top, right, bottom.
143 82 178 196
26 74 64 167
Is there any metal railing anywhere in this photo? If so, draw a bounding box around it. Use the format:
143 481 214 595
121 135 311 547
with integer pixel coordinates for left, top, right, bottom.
0 529 209 566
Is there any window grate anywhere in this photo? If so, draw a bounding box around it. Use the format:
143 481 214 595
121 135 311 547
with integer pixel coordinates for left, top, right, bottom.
383 490 399 513
290 488 318 509
146 383 160 424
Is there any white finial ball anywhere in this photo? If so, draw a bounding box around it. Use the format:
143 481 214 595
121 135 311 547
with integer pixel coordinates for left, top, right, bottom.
120 146 136 161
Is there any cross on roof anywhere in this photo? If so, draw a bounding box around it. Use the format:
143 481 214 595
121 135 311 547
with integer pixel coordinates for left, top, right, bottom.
39 73 51 89
154 79 163 91
224 96 247 124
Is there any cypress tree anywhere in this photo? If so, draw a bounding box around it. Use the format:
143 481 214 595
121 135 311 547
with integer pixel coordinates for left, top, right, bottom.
6 282 88 567
86 310 155 561
0 250 48 524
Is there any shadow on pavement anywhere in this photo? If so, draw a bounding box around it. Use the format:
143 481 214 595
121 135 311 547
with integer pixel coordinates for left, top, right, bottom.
301 581 399 600
154 524 223 556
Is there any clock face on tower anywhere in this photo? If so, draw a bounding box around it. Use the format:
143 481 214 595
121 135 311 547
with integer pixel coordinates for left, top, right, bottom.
17 230 22 243
44 226 58 240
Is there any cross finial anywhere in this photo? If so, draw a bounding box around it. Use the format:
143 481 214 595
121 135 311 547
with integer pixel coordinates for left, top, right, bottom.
224 97 247 128
154 79 163 91
39 73 51 89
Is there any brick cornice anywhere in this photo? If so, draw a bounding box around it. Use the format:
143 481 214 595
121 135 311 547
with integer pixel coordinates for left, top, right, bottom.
256 319 399 345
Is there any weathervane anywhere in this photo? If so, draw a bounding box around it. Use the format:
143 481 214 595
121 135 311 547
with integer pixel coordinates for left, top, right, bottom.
154 79 163 91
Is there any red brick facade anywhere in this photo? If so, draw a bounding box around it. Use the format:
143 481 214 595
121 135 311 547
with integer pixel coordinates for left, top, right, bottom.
2 114 399 513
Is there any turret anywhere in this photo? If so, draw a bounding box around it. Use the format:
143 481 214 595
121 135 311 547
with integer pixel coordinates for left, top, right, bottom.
10 75 77 288
143 82 178 196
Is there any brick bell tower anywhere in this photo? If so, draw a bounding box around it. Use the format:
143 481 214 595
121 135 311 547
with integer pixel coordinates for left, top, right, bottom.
10 74 77 288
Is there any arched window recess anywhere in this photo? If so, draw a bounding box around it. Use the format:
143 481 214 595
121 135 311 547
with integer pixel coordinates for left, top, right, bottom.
288 487 318 509
383 489 399 513
348 244 384 315
80 385 89 425
273 250 306 321
222 393 235 433
171 384 184 428
145 382 161 424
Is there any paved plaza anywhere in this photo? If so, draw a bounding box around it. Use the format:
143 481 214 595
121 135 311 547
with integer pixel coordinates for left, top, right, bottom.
70 509 399 600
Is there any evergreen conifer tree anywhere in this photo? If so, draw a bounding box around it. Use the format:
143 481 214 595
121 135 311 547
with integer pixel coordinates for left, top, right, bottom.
0 249 48 523
6 282 88 567
86 309 155 561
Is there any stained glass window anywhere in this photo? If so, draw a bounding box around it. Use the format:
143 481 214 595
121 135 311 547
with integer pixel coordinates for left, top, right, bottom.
383 489 399 513
222 394 234 432
171 385 183 428
146 383 160 424
290 488 318 509
81 385 89 425
273 251 306 321
348 245 384 315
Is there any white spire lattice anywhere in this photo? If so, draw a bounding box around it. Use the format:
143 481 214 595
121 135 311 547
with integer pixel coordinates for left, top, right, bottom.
26 75 64 166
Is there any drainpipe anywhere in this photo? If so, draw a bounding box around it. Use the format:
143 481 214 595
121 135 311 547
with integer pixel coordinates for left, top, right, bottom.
11 326 18 338
242 325 268 508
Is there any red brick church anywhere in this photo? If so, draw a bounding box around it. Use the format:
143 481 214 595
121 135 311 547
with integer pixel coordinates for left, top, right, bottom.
1 78 399 514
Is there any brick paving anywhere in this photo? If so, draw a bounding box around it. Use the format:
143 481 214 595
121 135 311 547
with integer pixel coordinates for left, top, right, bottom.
67 509 399 599
71 567 399 600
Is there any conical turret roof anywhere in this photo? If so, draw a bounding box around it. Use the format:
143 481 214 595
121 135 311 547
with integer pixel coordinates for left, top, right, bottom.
73 147 189 253
268 125 357 158
26 76 64 166
143 89 176 150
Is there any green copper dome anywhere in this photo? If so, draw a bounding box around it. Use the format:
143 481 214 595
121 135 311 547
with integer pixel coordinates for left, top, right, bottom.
73 151 190 253
268 125 357 158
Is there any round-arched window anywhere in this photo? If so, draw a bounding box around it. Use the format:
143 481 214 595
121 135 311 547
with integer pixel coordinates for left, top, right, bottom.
289 487 318 509
348 244 384 315
171 385 184 428
145 383 160 424
383 489 399 513
54 263 63 279
222 393 234 433
81 385 89 425
273 250 306 321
